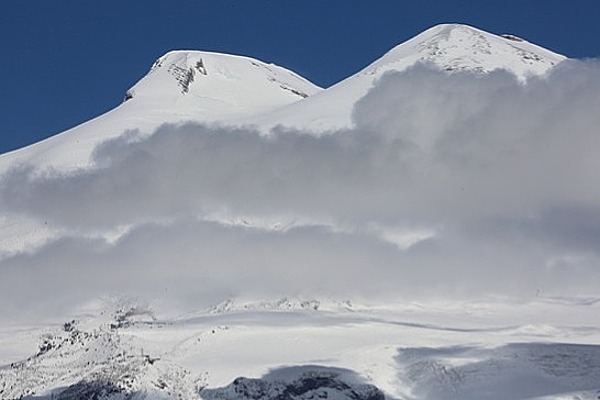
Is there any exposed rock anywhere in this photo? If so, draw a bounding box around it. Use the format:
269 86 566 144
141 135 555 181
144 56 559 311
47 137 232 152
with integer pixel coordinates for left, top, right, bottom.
202 369 385 400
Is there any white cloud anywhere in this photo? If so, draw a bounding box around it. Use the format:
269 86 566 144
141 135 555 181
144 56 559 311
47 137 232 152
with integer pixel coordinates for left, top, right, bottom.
1 60 600 322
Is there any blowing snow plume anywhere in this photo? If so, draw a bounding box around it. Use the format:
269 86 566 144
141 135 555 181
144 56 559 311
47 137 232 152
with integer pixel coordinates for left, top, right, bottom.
1 61 600 322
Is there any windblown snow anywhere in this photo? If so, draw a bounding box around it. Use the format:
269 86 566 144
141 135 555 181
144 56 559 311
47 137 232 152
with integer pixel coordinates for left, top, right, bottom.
1 23 600 400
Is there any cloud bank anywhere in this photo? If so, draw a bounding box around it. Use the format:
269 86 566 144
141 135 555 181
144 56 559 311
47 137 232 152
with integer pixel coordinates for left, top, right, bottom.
1 60 599 322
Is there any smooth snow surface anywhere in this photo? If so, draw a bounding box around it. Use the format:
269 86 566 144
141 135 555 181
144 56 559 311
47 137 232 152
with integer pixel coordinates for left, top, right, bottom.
2 297 600 399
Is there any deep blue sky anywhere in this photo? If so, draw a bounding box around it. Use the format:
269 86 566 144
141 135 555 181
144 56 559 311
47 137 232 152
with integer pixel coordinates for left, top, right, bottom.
1 1 600 154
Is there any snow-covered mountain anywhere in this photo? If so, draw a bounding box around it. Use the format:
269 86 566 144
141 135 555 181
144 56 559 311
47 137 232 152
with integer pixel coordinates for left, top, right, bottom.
248 23 566 133
0 23 567 257
126 50 320 117
0 24 563 174
0 50 321 173
0 50 321 258
2 23 600 400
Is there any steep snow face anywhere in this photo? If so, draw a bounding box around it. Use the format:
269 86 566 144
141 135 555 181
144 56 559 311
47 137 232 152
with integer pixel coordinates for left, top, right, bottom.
0 51 322 173
250 23 567 133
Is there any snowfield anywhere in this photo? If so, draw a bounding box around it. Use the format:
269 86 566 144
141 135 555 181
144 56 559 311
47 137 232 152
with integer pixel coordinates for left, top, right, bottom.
1 23 599 399
2 297 600 399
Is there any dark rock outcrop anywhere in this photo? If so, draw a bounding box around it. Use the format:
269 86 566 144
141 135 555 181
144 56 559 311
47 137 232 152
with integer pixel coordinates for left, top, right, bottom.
202 368 385 400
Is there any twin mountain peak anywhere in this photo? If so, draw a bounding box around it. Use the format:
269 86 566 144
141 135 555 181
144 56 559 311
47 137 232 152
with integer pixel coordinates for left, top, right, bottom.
0 23 566 172
125 23 565 106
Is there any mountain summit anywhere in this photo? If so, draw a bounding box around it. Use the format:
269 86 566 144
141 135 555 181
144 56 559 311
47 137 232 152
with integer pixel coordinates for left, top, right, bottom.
250 23 566 133
363 23 564 79
125 50 322 116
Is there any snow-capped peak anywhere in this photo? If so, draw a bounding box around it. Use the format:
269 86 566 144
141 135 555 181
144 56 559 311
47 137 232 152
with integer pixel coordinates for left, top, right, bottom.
248 23 567 133
362 23 565 81
125 50 322 115
0 50 322 173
